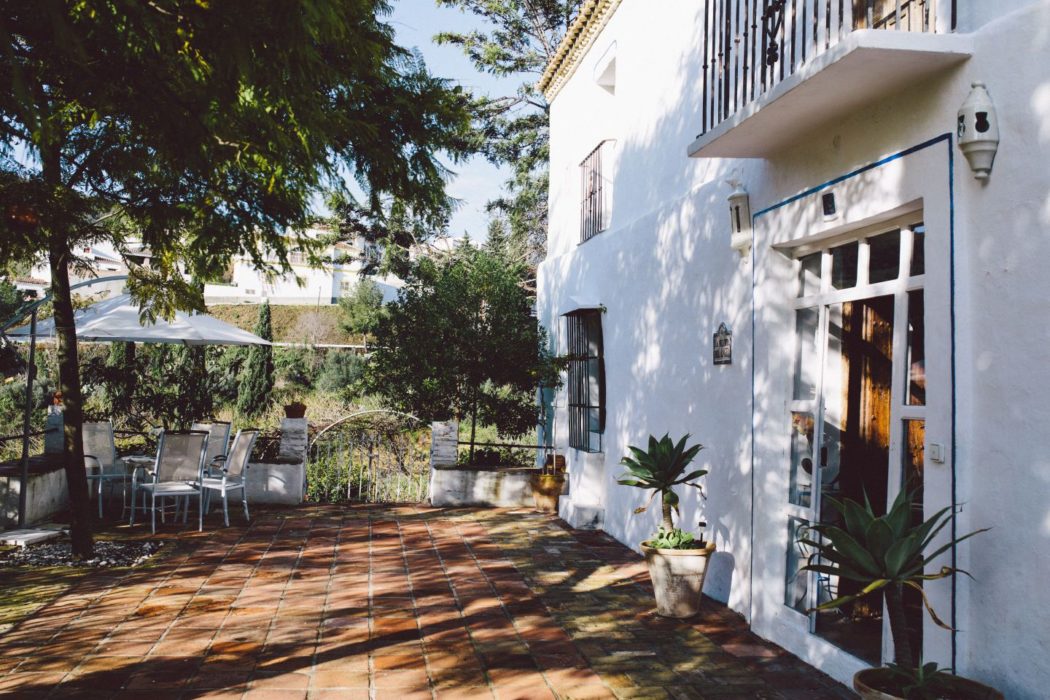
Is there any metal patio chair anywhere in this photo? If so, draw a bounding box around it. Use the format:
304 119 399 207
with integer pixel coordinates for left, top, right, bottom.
191 420 232 474
199 429 258 527
131 430 208 533
83 421 130 518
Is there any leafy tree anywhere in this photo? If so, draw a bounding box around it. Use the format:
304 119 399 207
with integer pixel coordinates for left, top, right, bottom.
436 0 583 270
237 302 275 418
365 242 559 460
316 350 366 396
274 346 318 392
0 1 472 556
338 278 387 337
206 346 245 407
0 280 24 375
89 341 136 420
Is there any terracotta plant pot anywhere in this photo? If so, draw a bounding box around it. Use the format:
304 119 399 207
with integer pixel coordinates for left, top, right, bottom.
853 667 1004 700
641 540 716 618
283 402 307 419
530 473 565 513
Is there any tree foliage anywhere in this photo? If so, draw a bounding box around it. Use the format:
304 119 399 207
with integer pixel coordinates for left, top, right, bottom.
365 242 559 457
237 302 275 418
436 0 582 269
0 1 473 556
338 278 387 337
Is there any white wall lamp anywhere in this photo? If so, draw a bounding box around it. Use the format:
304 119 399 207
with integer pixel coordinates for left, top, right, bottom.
957 81 1000 181
727 173 752 256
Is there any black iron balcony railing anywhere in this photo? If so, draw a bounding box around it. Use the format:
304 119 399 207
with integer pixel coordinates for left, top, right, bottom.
700 0 954 136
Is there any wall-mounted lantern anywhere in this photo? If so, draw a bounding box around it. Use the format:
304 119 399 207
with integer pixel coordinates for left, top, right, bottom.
957 81 999 181
727 174 752 256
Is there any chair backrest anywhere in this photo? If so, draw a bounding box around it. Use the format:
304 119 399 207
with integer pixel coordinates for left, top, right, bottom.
224 429 259 479
191 421 232 468
83 421 118 473
155 431 209 483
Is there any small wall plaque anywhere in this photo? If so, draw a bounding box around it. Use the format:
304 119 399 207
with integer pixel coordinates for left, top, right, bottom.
713 323 732 365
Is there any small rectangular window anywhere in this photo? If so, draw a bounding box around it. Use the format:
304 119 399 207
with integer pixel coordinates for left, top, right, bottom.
868 230 901 284
580 141 612 243
910 224 925 276
830 241 858 289
798 253 821 297
566 310 605 452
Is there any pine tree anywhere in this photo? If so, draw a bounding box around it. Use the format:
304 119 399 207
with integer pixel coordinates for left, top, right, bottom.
237 302 275 418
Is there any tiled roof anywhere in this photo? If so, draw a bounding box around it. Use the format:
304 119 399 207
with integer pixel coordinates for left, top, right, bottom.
538 0 622 101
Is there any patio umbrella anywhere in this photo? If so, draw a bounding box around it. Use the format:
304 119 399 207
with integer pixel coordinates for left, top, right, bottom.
7 293 270 346
3 287 269 527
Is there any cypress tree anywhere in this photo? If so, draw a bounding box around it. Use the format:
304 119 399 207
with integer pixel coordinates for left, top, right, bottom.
237 302 275 417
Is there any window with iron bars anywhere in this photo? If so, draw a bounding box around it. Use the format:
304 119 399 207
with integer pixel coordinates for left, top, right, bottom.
580 141 612 243
566 309 605 452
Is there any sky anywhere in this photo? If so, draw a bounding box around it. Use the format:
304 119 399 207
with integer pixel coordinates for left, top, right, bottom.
387 0 517 241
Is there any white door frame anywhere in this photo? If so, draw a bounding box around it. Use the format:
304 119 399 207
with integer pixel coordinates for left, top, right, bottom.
749 137 956 685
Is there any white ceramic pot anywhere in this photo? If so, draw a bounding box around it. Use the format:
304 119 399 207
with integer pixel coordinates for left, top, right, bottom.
641 540 716 618
853 668 1004 700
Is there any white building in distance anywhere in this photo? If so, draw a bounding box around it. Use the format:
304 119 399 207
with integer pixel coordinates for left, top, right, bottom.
537 1 1050 697
203 226 402 305
10 226 402 306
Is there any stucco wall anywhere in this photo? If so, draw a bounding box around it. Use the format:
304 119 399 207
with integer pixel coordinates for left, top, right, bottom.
538 1 1050 696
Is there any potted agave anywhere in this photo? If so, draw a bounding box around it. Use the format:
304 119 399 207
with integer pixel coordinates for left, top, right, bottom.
800 487 1001 699
617 433 714 618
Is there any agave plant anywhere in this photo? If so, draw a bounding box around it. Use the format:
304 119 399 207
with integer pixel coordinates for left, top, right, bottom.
799 487 988 667
617 433 706 533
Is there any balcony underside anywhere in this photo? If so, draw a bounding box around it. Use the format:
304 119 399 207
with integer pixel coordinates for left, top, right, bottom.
687 30 973 159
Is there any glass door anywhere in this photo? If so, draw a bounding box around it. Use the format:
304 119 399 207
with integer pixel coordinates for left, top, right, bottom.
783 219 928 665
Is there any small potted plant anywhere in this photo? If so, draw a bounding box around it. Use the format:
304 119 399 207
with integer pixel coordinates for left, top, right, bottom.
618 433 715 618
799 487 1001 699
283 400 307 419
531 452 566 513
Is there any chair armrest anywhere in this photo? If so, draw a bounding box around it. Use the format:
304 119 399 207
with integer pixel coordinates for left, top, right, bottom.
84 455 102 473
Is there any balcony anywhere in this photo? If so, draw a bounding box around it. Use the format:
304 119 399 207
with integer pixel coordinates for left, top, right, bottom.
687 0 972 158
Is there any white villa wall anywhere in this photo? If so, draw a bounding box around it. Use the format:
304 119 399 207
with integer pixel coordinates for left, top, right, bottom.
538 1 1050 697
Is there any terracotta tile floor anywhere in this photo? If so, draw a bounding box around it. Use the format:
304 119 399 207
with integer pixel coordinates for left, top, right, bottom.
0 505 853 699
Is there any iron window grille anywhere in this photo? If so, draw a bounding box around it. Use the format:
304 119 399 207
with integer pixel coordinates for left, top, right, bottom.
580 141 611 243
566 309 605 452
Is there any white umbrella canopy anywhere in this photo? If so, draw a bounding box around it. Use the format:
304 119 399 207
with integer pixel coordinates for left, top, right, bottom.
8 293 270 346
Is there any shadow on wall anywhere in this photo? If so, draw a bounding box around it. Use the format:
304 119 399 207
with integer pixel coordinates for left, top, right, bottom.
540 2 767 611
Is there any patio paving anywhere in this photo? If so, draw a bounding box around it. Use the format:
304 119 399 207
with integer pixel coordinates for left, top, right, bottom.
0 505 853 699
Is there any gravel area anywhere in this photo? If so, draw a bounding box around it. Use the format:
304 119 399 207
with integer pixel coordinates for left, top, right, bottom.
0 540 162 568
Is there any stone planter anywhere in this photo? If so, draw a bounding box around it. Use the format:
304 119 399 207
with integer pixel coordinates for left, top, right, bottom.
641 540 716 618
853 668 1004 700
530 473 565 512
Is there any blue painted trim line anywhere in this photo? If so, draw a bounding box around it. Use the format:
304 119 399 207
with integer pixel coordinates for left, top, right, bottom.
946 133 958 673
753 133 951 220
748 132 959 668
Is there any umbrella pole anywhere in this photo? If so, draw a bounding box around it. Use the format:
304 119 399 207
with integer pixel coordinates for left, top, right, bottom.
18 309 37 529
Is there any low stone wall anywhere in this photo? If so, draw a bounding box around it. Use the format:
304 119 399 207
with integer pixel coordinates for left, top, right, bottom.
0 464 69 529
242 460 305 505
429 465 539 508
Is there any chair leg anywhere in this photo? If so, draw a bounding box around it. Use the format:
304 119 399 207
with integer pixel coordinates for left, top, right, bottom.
151 491 156 534
98 478 104 519
222 487 230 528
241 488 249 523
130 484 136 526
198 492 203 532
